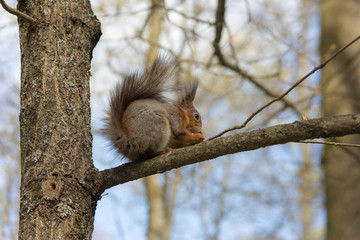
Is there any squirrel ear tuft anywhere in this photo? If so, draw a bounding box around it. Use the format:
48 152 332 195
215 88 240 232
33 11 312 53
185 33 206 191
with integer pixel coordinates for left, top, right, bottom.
182 78 199 104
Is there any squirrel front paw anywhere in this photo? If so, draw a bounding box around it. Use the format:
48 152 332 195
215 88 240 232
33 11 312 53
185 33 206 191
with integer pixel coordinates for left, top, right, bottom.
190 133 205 143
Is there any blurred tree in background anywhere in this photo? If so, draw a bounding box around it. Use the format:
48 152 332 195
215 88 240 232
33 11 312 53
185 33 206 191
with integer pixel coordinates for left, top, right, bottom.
321 0 360 239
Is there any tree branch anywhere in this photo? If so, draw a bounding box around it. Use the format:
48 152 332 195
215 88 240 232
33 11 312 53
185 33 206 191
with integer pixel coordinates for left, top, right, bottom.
299 140 360 148
94 114 360 195
209 34 360 140
0 0 36 23
212 0 298 113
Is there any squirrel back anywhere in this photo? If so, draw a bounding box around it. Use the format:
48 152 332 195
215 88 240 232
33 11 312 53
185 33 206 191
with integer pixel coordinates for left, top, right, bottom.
103 57 204 161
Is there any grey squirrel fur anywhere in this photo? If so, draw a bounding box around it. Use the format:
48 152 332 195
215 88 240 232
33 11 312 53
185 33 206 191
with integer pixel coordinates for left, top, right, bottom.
103 57 204 161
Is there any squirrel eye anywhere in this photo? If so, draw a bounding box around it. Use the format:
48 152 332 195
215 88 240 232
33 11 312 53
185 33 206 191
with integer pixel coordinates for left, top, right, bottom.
194 113 199 120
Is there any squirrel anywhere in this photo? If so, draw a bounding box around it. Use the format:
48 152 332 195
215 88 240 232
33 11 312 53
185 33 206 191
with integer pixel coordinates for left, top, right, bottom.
103 57 204 161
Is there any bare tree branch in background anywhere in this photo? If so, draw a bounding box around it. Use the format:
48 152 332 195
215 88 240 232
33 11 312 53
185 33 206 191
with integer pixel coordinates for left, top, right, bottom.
211 0 299 114
209 34 360 140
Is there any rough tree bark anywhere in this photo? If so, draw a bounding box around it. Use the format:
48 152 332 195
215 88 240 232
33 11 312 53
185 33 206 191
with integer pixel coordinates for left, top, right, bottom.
17 0 101 239
321 0 360 239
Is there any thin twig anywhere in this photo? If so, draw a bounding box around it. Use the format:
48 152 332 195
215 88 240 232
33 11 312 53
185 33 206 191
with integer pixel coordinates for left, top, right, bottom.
208 35 360 141
166 7 214 25
0 0 36 23
299 140 360 149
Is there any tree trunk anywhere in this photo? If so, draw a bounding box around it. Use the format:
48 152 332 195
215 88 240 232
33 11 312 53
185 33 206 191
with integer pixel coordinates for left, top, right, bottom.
320 1 360 239
298 1 315 238
17 0 101 239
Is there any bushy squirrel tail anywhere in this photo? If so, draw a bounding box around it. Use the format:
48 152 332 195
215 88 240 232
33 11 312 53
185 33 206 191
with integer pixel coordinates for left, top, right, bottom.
111 57 176 123
103 57 177 150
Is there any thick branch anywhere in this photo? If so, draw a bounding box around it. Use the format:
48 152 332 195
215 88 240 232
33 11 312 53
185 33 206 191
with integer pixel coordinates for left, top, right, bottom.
94 114 360 195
